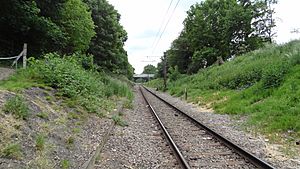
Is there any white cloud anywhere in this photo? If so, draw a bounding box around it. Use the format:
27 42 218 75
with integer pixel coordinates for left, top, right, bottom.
108 0 199 73
107 0 300 74
274 0 300 43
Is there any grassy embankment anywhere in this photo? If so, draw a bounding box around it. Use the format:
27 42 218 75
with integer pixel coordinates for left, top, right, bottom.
0 54 133 168
0 53 133 113
147 40 300 143
0 53 133 167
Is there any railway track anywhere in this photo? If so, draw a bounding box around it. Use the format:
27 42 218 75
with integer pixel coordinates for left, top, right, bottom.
140 86 275 169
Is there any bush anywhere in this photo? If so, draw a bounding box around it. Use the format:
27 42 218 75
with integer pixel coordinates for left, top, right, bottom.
3 95 29 120
28 53 132 114
261 63 289 88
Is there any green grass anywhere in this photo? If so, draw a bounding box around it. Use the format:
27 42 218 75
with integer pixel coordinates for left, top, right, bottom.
35 134 46 151
1 143 22 159
37 112 49 119
147 40 300 137
61 159 70 169
3 95 29 120
0 69 43 91
112 114 128 127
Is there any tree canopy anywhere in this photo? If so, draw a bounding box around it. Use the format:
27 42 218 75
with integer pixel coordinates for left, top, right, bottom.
0 0 133 78
142 64 157 74
164 0 277 74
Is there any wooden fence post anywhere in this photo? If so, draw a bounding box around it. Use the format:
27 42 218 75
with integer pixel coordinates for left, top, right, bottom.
23 43 27 69
184 88 187 100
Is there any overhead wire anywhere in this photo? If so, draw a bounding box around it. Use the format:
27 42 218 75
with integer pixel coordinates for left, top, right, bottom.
151 0 174 50
151 0 181 55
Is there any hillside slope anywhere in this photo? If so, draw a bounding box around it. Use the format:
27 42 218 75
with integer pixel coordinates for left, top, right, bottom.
0 54 132 168
148 40 300 143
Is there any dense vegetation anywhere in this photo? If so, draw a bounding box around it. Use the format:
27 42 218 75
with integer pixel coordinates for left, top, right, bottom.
148 40 300 139
0 0 133 78
0 53 133 115
156 0 277 75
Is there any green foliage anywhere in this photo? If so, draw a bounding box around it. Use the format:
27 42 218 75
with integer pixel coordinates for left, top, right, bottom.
164 0 277 74
17 53 132 115
0 0 66 56
3 95 29 120
61 159 70 169
35 134 46 151
149 40 300 134
66 136 75 145
168 66 182 82
1 143 22 159
60 0 95 53
142 64 157 74
83 0 132 78
37 112 49 119
112 114 128 127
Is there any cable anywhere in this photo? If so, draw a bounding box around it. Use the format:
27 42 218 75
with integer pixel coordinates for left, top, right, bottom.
151 0 174 50
152 0 181 54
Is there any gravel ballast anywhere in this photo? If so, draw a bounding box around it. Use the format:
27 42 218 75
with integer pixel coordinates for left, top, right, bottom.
96 86 180 169
146 87 300 169
143 87 257 169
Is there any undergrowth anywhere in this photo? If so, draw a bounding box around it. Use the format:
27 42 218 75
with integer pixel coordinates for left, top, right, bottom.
0 53 133 115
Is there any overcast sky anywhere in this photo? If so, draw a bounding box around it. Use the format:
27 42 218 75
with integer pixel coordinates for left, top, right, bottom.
107 0 300 74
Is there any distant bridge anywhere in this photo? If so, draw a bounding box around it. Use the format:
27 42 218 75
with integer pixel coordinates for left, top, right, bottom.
133 74 155 82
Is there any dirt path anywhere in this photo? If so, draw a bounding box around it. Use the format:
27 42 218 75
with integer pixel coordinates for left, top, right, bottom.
0 67 15 80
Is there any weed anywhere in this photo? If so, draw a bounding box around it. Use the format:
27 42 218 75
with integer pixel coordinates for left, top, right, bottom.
72 128 81 134
3 95 29 120
36 134 46 151
1 143 22 159
45 96 53 101
66 136 75 145
67 112 80 120
112 114 128 127
61 159 70 169
37 112 49 119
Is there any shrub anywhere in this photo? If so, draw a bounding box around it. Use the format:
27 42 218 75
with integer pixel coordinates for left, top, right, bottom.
3 95 29 120
28 53 133 114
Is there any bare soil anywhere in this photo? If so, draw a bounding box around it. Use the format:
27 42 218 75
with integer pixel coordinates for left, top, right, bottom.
0 88 114 169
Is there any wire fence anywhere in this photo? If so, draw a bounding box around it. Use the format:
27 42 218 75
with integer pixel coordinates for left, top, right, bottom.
0 43 27 69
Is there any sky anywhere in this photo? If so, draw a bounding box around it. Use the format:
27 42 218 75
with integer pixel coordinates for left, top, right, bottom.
107 0 300 74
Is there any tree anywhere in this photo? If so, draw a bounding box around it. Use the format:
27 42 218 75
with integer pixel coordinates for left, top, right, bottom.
60 0 95 53
142 64 157 74
83 0 131 78
163 0 277 74
0 0 95 56
0 0 66 56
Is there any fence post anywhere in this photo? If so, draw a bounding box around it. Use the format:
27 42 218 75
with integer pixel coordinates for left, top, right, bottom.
23 43 27 69
184 88 187 100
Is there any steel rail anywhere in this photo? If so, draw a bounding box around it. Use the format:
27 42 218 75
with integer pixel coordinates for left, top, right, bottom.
139 86 191 169
142 86 275 169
